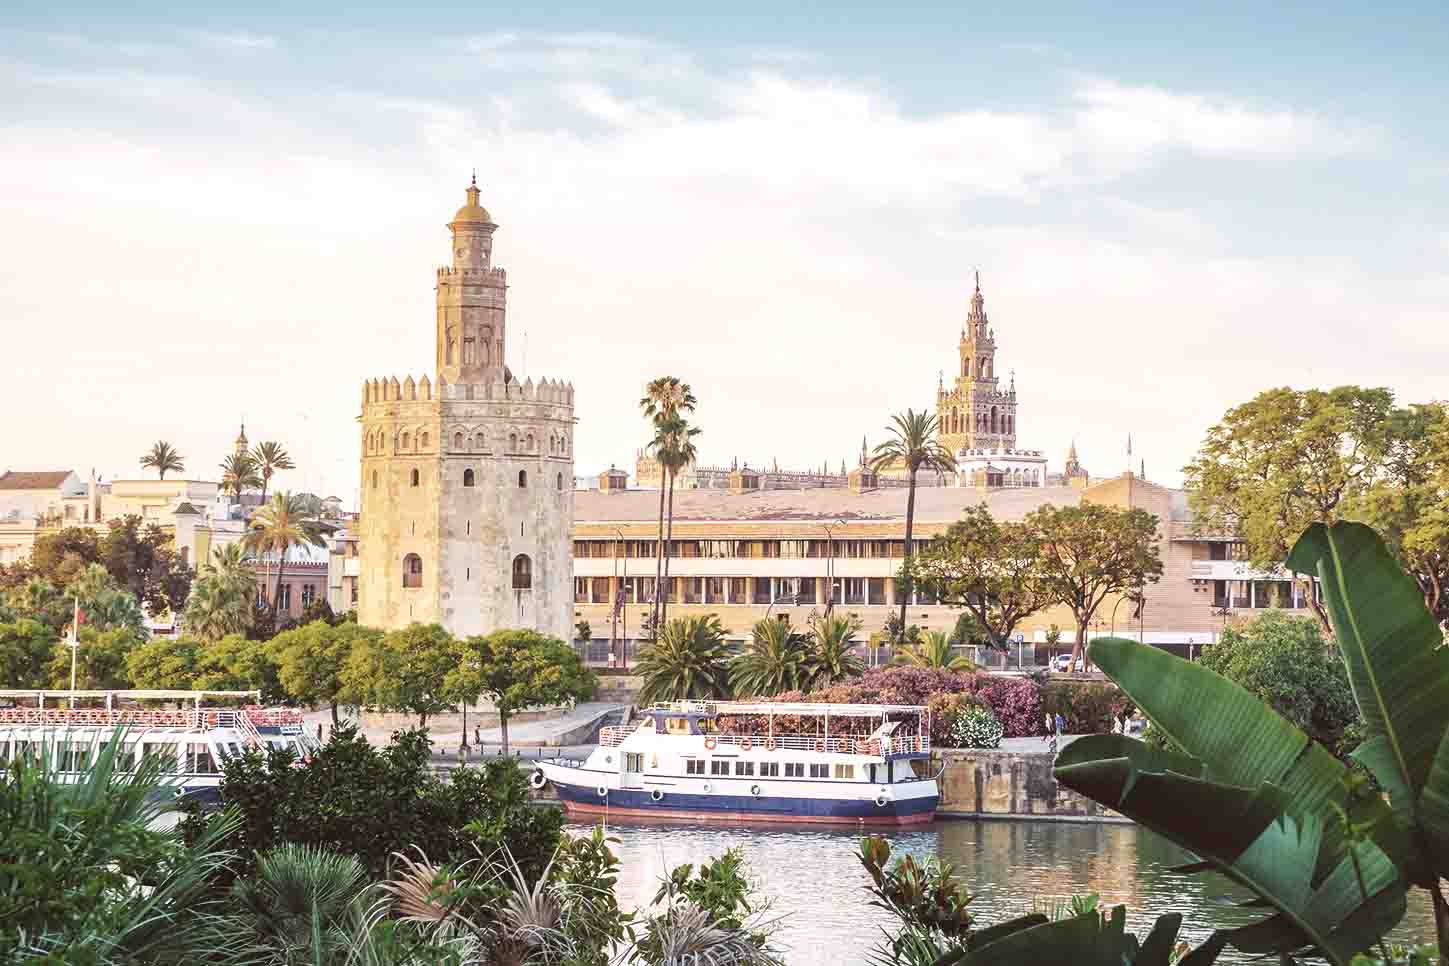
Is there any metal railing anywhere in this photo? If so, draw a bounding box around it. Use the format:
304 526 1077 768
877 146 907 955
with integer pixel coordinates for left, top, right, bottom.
0 706 304 732
595 724 929 757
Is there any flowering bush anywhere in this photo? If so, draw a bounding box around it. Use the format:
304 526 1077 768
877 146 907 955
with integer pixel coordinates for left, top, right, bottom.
969 676 1043 737
1040 681 1132 734
950 705 1004 749
925 692 984 745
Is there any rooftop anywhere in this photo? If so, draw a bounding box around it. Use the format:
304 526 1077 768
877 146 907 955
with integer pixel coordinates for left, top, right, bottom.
0 470 75 491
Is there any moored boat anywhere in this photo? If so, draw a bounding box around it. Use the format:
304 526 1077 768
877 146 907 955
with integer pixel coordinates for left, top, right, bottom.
0 689 316 806
533 700 939 825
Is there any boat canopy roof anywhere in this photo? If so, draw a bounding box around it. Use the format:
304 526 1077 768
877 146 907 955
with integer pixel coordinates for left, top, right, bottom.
0 689 262 703
647 700 926 718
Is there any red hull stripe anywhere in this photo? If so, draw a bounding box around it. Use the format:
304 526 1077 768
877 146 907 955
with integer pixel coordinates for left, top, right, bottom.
559 800 936 826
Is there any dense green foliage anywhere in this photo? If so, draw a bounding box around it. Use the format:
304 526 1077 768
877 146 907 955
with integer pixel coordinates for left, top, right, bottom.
446 628 597 754
730 618 813 697
341 623 455 726
635 614 733 704
893 630 973 670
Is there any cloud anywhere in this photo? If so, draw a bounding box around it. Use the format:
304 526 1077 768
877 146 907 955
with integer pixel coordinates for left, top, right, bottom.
191 30 278 51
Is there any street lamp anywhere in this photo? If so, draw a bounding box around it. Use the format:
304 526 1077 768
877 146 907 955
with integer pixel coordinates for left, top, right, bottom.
610 527 628 668
821 518 845 618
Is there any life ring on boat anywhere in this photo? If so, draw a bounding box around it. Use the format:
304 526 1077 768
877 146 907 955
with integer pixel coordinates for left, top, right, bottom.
814 739 826 754
651 788 664 802
875 794 889 808
529 770 547 790
765 738 778 752
596 785 608 798
703 783 712 793
750 784 762 797
740 737 753 752
703 736 717 750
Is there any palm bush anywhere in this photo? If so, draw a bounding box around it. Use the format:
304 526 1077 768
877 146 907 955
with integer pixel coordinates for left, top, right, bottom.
731 618 812 697
892 630 973 671
230 843 371 964
635 614 731 704
807 613 866 689
0 728 246 964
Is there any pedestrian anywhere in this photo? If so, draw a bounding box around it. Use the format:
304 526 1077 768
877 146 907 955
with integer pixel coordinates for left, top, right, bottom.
1042 712 1053 745
474 726 481 746
1054 712 1066 737
317 722 324 742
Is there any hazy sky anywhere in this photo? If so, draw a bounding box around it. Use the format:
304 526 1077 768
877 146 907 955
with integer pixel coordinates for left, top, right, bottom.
3 2 1447 505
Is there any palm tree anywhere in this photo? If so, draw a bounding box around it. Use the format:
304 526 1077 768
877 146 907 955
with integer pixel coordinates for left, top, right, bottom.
892 629 974 671
870 409 956 643
652 415 701 629
183 545 256 642
242 491 328 613
730 618 812 697
140 440 185 480
640 377 697 633
807 613 866 689
635 614 731 704
229 843 370 963
249 441 296 505
219 452 262 503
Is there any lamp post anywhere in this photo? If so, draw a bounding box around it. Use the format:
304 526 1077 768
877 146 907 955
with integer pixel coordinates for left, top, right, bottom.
611 527 627 668
821 519 844 618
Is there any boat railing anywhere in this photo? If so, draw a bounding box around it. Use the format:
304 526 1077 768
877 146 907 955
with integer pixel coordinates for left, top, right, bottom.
0 706 304 732
596 723 930 757
598 725 632 747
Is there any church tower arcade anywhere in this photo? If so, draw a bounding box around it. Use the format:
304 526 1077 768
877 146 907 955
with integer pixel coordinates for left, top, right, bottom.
935 273 1018 458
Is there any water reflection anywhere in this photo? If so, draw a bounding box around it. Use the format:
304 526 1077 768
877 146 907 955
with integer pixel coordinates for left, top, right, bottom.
568 818 1435 964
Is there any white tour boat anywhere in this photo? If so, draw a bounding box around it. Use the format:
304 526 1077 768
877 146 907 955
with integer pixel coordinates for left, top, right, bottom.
532 700 939 825
0 689 317 805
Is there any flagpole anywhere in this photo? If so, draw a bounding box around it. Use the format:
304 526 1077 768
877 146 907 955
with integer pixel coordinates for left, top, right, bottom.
69 597 79 706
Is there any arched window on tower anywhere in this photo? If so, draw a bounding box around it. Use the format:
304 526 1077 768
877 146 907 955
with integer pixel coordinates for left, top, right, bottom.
420 432 429 449
475 432 486 450
526 433 535 452
518 470 528 488
410 468 420 487
509 432 518 452
556 472 563 490
403 553 423 588
511 554 532 590
990 407 998 434
371 470 378 489
453 432 463 449
402 432 411 450
463 468 475 487
962 358 970 378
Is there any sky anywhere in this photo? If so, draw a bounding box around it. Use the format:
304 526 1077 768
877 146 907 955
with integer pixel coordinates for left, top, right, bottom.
3 2 1447 506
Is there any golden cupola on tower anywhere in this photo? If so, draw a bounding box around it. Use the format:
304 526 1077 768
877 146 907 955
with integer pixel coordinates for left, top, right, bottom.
451 173 495 226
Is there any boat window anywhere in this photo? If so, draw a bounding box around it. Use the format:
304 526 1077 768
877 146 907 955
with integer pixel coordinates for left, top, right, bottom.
189 744 219 775
624 752 644 773
0 740 8 762
115 744 138 771
60 741 92 772
685 759 706 775
809 763 829 779
759 761 779 777
784 762 804 778
143 742 178 772
832 764 854 780
734 760 754 776
710 759 730 776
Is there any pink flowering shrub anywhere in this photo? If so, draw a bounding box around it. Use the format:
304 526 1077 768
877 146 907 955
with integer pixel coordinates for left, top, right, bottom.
970 675 1044 737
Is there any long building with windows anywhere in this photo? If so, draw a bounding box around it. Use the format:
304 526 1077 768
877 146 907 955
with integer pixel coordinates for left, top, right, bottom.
569 469 1315 664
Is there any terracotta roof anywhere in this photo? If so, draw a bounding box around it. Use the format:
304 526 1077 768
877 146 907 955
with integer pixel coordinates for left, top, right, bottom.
0 470 74 491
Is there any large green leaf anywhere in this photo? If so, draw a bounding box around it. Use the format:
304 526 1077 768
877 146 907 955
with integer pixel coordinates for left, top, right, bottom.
1288 521 1449 878
935 906 1224 966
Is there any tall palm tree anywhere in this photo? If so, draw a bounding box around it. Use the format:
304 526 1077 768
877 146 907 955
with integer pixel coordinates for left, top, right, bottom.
183 545 256 642
730 618 812 697
242 491 328 613
892 629 974 671
640 377 697 633
219 452 262 503
654 416 700 629
870 409 956 642
249 441 295 505
140 440 185 480
807 613 866 689
635 614 731 704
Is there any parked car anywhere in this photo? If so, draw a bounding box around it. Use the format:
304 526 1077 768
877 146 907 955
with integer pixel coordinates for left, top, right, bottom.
1050 654 1085 673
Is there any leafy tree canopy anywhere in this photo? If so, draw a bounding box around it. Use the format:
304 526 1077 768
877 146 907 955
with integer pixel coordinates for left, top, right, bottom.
47 625 141 690
447 629 597 753
635 614 732 705
274 620 380 724
0 619 59 688
342 622 455 725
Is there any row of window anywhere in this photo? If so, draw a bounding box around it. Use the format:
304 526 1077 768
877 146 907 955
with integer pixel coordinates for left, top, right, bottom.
678 758 854 779
0 740 220 774
366 429 570 457
574 539 910 560
254 583 317 611
576 575 915 607
400 552 532 590
370 468 566 490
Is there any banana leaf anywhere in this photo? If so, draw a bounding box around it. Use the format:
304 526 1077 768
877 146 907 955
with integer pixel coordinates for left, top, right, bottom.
1288 521 1449 883
934 905 1226 966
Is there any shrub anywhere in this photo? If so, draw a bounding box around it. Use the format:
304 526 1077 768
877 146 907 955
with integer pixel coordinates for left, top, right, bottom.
1040 681 1132 734
950 705 1004 749
925 692 984 745
968 675 1043 737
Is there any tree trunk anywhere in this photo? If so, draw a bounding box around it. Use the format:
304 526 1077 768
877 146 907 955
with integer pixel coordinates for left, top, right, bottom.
653 480 666 634
500 711 511 758
330 701 339 727
899 469 917 644
259 476 269 507
663 468 677 627
1072 616 1089 672
272 548 287 617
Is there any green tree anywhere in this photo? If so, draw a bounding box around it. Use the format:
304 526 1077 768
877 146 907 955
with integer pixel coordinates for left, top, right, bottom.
447 629 598 755
870 409 956 642
5 577 70 631
25 526 101 587
274 620 379 725
948 611 987 649
909 504 1053 651
48 625 140 689
640 376 698 632
242 491 329 612
342 622 455 727
1027 502 1164 672
1198 611 1359 753
125 635 201 689
892 630 973 670
1183 386 1398 629
248 440 295 506
0 619 58 687
806 612 865 689
730 617 812 697
219 451 262 503
575 619 593 643
99 515 192 617
183 543 256 642
194 633 280 696
635 614 731 705
68 562 147 635
139 439 185 480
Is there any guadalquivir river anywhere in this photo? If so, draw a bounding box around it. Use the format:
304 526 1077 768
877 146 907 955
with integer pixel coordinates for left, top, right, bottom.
566 818 1436 963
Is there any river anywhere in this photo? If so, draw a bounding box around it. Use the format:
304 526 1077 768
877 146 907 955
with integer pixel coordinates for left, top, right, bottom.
567 818 1436 963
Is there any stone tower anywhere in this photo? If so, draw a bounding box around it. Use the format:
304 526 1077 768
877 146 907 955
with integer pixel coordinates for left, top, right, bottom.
357 180 575 640
935 273 1018 458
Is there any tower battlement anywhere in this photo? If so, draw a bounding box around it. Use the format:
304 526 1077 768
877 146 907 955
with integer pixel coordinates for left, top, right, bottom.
361 375 575 409
436 266 507 280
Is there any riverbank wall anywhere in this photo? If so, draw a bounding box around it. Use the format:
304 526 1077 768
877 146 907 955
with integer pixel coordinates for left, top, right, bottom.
934 747 1125 822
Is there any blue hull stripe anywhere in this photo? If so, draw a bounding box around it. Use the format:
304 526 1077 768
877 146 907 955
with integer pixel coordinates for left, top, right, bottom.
553 782 937 820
